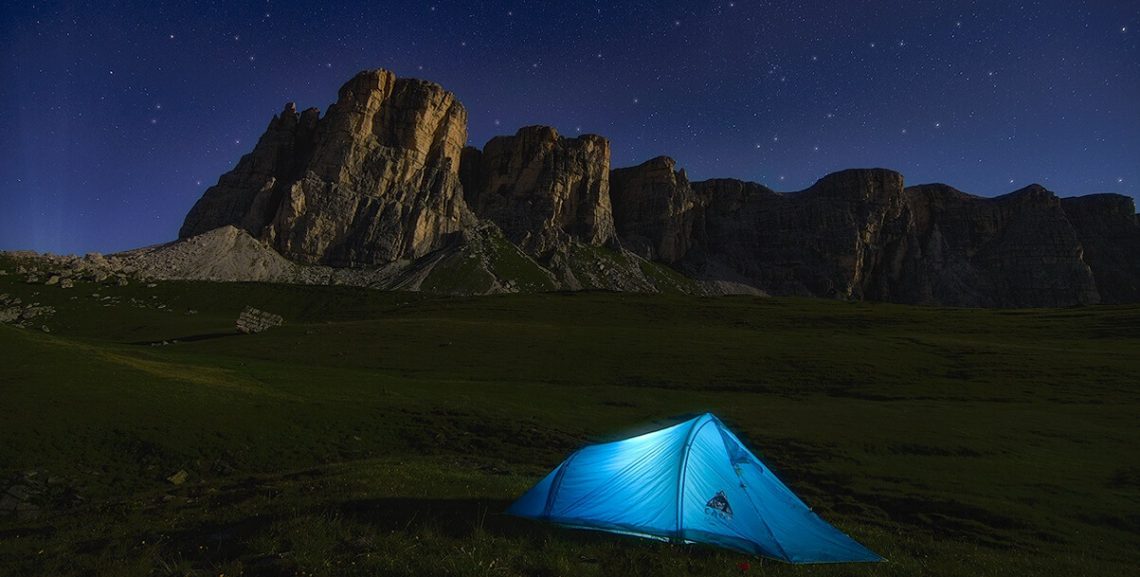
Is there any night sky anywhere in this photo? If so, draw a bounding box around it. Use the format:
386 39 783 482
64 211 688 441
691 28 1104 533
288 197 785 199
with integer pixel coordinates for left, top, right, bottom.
2 1 1137 254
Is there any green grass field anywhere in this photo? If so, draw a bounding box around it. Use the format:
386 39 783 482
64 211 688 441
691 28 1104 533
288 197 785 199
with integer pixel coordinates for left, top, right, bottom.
1 256 1138 576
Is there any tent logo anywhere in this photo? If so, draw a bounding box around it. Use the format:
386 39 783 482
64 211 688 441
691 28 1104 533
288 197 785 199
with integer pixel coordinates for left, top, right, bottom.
705 490 733 519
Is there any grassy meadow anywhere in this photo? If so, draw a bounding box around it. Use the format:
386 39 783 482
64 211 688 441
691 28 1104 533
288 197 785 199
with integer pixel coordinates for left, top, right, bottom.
0 255 1137 576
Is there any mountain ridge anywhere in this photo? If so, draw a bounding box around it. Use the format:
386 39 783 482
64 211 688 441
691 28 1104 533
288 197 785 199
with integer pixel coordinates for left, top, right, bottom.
20 68 1140 306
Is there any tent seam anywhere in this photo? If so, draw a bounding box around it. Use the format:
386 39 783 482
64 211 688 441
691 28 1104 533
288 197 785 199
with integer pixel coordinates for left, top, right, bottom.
675 413 714 541
542 451 580 518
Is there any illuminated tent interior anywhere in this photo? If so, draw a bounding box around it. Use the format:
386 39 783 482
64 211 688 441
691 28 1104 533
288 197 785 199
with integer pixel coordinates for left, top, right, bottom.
507 413 883 563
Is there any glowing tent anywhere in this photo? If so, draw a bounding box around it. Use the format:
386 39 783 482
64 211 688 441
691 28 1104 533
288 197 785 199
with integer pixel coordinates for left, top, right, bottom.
507 413 882 563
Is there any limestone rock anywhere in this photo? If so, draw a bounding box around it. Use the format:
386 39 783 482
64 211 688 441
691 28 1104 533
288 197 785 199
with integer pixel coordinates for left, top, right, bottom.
461 126 616 255
181 69 469 266
83 68 1140 304
870 183 1100 307
687 169 907 299
1061 194 1140 303
610 156 700 263
668 170 1107 306
180 102 320 239
270 71 469 265
236 306 284 334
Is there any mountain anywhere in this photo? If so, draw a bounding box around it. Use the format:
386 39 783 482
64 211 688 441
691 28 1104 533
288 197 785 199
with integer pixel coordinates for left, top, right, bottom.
181 69 469 266
126 69 1140 305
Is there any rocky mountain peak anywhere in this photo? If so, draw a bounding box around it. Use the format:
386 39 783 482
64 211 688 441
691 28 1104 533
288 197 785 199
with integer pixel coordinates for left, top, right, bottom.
610 156 699 262
461 126 615 255
167 68 1140 306
804 168 905 202
180 68 469 267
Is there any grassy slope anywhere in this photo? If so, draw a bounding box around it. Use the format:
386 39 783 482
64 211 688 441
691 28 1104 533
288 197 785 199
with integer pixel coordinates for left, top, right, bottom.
0 258 1137 576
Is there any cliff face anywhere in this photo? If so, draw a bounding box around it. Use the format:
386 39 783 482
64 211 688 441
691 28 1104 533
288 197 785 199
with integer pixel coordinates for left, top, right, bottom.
180 102 320 239
610 156 700 263
181 69 469 266
460 126 615 256
872 184 1100 307
609 159 1114 306
610 163 911 298
174 68 1138 305
1061 194 1140 303
687 169 907 298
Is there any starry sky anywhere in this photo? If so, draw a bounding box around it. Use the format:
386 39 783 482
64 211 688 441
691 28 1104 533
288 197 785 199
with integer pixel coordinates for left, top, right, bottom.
2 1 1137 254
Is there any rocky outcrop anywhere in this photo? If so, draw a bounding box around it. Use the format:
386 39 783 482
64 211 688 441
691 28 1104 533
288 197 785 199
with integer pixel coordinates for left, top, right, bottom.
669 173 1107 306
180 102 320 240
683 169 907 298
603 166 1109 306
235 306 284 334
181 69 469 266
870 184 1100 307
610 156 700 263
163 69 1138 305
1061 194 1140 303
460 126 615 255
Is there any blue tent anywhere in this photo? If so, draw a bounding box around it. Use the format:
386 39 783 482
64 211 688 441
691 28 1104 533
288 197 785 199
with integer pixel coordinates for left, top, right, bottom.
507 413 882 563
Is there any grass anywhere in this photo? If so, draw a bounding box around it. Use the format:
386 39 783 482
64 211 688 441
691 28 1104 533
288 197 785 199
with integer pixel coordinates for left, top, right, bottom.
0 254 1137 576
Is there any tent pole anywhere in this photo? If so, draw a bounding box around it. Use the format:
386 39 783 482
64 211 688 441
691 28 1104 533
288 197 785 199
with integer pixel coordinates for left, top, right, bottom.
674 413 714 540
